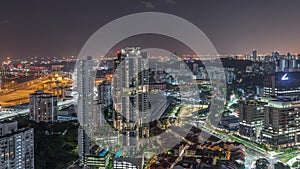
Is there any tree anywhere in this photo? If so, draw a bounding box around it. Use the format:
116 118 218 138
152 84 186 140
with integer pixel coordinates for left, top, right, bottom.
255 158 269 169
274 161 291 169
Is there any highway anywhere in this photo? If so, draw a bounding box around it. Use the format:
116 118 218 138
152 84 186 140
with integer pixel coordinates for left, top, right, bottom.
0 99 75 120
0 74 73 107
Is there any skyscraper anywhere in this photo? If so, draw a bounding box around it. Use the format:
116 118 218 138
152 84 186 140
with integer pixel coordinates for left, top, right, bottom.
113 47 150 156
98 80 112 106
252 49 257 62
76 56 95 163
29 90 58 123
95 80 119 152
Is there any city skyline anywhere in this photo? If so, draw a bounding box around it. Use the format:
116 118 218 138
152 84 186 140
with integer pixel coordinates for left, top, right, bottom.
2 1 300 168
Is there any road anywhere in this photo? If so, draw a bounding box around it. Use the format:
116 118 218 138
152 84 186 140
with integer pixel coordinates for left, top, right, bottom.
0 74 73 107
169 144 189 169
203 123 277 169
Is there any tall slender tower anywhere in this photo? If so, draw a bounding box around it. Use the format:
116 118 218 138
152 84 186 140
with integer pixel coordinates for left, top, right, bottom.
76 56 95 162
113 47 149 156
96 80 120 152
252 49 257 62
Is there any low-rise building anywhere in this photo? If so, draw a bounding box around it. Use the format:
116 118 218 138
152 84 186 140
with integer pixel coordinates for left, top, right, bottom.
84 149 110 169
113 158 143 169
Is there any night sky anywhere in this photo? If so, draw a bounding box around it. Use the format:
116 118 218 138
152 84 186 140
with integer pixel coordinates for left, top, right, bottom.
1 0 300 59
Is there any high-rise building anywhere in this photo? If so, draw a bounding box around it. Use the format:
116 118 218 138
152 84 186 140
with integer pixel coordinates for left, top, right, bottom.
192 63 199 74
272 51 280 61
76 56 95 162
275 56 299 72
98 80 112 106
263 72 300 99
261 99 300 149
29 90 58 123
97 80 112 127
95 79 119 152
0 66 10 89
252 49 257 62
225 68 236 84
239 100 265 141
0 120 17 136
245 54 251 61
112 47 150 156
0 121 34 169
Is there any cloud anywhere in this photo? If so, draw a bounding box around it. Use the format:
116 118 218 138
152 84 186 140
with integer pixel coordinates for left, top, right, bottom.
141 1 155 9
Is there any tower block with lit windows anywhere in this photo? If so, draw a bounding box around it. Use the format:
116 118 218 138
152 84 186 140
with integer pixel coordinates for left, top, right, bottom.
112 47 150 155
